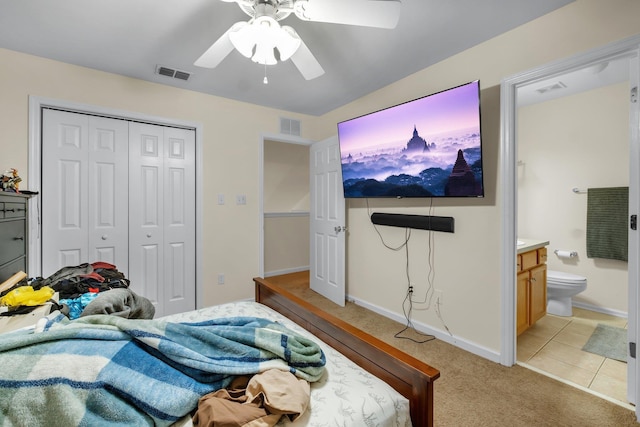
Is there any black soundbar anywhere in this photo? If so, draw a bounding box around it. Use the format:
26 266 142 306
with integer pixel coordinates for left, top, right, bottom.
370 212 455 233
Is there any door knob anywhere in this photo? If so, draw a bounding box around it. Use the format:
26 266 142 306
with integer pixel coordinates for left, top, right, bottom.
334 226 347 233
101 235 108 240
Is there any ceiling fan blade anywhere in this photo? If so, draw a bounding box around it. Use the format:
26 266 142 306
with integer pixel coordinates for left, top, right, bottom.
290 39 324 80
295 0 401 29
194 25 238 68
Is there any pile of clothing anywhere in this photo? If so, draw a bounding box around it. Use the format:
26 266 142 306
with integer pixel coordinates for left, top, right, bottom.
0 262 155 320
0 314 325 425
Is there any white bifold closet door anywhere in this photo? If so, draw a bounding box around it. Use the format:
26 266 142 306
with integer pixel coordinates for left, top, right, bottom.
42 110 129 276
128 122 196 317
42 109 196 317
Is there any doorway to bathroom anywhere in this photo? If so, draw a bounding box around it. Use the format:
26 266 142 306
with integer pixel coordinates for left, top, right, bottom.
500 34 640 419
516 56 631 405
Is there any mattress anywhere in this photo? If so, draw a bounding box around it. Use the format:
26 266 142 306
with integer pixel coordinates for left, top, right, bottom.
165 300 411 427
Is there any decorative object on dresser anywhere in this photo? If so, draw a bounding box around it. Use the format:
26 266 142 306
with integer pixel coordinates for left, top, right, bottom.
1 168 21 192
0 192 29 283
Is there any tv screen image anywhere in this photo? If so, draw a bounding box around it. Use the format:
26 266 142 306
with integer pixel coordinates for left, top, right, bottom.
337 80 483 198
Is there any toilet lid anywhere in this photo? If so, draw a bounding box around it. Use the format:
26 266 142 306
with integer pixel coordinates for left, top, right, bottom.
547 270 587 284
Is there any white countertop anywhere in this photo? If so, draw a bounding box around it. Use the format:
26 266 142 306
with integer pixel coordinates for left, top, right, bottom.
516 238 550 254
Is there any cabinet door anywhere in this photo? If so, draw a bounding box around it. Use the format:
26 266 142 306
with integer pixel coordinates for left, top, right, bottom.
529 264 547 325
517 271 530 335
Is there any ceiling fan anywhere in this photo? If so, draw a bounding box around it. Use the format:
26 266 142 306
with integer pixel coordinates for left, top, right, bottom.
194 0 402 80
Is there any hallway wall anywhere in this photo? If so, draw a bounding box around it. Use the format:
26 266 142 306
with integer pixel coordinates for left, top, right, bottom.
263 140 310 275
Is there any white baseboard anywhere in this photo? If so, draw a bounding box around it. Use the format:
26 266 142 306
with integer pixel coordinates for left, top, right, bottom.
347 294 502 364
572 300 628 319
264 266 310 278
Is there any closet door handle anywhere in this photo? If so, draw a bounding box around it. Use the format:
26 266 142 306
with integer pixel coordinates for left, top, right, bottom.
13 236 24 241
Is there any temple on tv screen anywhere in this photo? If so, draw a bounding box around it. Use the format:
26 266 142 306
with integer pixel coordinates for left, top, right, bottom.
338 80 484 198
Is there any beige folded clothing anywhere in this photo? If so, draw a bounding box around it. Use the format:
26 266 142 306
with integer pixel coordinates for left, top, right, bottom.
193 369 310 427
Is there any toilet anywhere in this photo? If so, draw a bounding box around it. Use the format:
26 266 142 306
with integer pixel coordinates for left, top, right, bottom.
546 270 587 317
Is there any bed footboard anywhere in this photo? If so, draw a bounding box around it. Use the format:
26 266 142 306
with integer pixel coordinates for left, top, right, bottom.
254 276 439 427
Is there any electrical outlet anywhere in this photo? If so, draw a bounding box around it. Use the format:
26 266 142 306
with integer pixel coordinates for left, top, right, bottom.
435 289 443 305
217 274 225 285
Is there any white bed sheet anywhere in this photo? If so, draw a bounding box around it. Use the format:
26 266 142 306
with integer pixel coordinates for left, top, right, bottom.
165 301 411 427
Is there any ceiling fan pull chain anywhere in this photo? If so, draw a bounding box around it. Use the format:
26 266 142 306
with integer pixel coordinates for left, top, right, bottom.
263 63 268 84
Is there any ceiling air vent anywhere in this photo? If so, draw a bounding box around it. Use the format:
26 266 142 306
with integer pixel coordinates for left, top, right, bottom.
535 81 566 94
280 117 301 136
155 65 191 81
174 70 190 81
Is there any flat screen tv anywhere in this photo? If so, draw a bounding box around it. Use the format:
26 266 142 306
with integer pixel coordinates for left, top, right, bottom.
337 80 484 198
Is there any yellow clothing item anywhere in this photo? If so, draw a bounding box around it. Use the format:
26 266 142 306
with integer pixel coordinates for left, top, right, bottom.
0 286 54 307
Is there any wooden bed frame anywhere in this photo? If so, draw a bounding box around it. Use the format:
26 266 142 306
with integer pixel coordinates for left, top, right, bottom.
254 276 440 427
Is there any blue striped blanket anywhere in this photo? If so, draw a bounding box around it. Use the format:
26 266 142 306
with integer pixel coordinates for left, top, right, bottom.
0 312 326 426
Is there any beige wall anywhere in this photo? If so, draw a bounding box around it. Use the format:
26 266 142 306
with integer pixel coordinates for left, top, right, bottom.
313 0 640 355
264 140 309 212
518 82 629 313
0 47 316 307
264 215 310 275
2 0 639 357
264 140 310 275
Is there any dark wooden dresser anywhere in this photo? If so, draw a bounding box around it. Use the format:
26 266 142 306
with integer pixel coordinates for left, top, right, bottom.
0 192 29 283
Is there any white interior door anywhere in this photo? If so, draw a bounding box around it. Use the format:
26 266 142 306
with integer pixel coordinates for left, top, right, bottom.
627 56 640 410
310 136 346 306
42 109 128 277
128 122 196 317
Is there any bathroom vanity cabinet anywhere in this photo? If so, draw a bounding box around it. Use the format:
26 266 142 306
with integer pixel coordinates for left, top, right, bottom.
517 244 548 335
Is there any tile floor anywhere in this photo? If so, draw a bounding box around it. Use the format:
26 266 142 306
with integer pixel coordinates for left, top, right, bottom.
517 307 630 406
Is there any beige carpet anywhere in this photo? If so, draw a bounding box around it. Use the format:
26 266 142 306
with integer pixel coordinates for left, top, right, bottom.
269 272 638 427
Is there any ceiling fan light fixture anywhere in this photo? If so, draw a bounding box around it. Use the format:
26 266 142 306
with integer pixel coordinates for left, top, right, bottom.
229 14 300 66
197 0 400 80
229 21 256 58
252 39 278 65
277 25 301 61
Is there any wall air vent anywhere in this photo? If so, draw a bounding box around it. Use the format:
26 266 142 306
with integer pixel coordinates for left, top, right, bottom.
280 117 301 136
535 81 567 94
155 65 191 81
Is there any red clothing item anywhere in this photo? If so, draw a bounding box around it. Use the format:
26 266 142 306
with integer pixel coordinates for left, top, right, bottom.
91 261 117 270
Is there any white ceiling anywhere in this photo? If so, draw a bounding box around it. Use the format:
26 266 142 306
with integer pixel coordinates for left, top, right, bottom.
0 0 575 116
